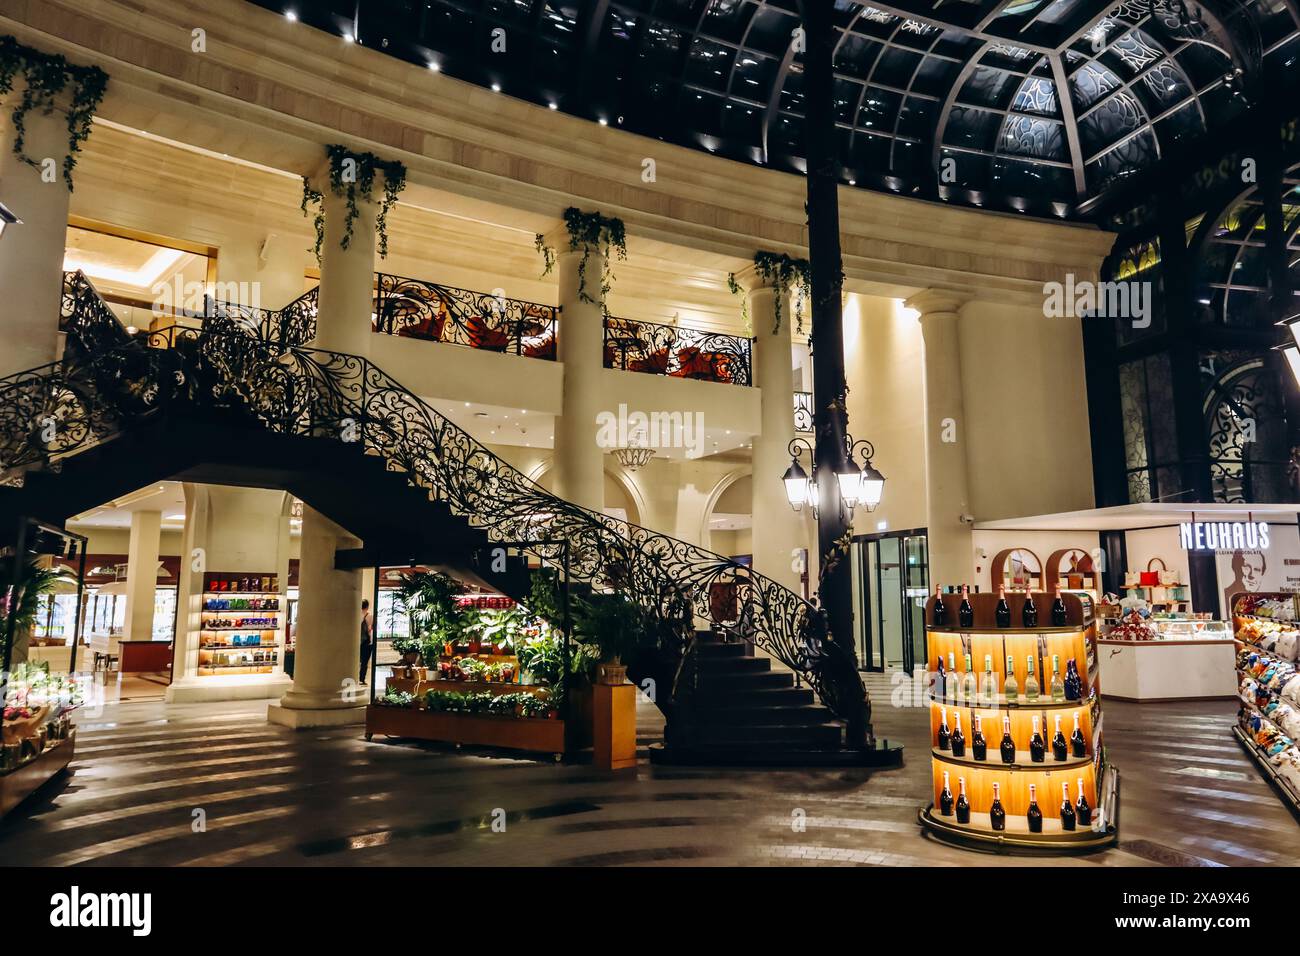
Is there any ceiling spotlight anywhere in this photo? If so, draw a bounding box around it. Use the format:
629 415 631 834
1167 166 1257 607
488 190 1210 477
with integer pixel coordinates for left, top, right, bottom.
598 117 608 126
285 9 298 21
429 61 441 72
491 82 502 92
548 101 558 110
342 31 354 43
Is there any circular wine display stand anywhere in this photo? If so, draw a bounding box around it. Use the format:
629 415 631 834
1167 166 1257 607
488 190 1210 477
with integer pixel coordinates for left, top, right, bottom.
916 590 1120 853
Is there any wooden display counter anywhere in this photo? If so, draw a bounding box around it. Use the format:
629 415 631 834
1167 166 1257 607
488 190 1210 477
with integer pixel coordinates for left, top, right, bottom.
0 732 75 819
364 705 565 758
119 640 173 673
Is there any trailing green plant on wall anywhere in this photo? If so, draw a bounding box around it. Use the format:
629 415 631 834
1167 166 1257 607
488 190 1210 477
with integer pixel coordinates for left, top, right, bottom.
726 251 812 336
0 35 108 191
534 206 627 308
301 144 407 262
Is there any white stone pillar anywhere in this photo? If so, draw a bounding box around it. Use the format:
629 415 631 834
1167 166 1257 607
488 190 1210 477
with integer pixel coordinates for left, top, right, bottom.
123 510 162 642
743 269 806 593
551 234 607 512
268 506 366 727
0 88 74 376
310 169 379 356
906 290 973 591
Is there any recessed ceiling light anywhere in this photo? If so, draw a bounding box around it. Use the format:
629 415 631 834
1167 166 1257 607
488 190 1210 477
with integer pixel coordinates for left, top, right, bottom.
429 62 441 72
492 82 502 92
342 31 354 42
548 102 558 110
598 117 608 126
285 9 297 21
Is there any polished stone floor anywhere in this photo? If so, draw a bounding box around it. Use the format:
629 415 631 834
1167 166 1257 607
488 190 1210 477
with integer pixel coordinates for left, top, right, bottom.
2 673 1297 866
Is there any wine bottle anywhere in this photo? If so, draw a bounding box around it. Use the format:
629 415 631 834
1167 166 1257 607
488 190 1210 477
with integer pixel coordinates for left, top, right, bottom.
1064 657 1082 701
955 777 971 824
939 770 954 816
995 586 1011 628
958 585 974 629
1051 714 1068 761
1075 777 1092 826
1022 590 1038 627
1029 714 1046 763
990 782 1006 831
1003 654 1018 703
1051 593 1067 626
934 655 946 701
946 652 960 700
971 713 987 761
950 710 966 758
937 706 951 751
980 654 998 704
1060 781 1077 831
1024 654 1040 701
961 653 977 704
999 715 1016 764
1027 784 1044 833
933 585 947 626
1070 712 1087 758
1050 654 1065 702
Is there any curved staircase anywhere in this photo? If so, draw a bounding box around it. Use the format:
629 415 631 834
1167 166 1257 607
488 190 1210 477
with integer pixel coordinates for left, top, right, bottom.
0 272 900 767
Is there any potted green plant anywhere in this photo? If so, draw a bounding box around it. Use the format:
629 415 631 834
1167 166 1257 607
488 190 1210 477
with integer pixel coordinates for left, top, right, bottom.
574 594 645 686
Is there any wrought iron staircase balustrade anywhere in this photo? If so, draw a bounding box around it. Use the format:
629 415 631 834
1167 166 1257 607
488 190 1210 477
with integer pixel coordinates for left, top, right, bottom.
20 278 869 736
603 315 752 386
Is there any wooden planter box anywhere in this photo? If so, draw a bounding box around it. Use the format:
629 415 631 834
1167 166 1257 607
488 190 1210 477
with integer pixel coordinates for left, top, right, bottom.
365 705 565 757
1 731 75 819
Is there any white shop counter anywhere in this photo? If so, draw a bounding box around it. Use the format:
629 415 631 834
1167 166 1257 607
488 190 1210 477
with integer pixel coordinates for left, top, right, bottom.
1098 620 1236 701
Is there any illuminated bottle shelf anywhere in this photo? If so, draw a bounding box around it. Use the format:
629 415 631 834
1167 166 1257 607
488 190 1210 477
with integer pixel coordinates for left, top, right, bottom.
918 589 1120 852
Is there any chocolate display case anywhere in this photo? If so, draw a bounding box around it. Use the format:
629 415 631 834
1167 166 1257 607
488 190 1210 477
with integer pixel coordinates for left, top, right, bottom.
918 590 1120 850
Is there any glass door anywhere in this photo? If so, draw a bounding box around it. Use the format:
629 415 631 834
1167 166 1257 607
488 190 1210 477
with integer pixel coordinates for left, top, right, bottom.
853 532 929 673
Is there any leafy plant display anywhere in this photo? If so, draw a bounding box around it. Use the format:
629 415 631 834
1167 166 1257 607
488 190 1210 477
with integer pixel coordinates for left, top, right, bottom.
378 688 416 708
726 250 812 335
534 206 627 309
420 690 557 719
0 35 108 191
301 143 407 261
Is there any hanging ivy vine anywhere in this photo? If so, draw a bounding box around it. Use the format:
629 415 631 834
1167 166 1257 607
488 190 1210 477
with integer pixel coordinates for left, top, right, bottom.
0 35 108 191
726 250 812 336
301 144 407 261
534 206 628 308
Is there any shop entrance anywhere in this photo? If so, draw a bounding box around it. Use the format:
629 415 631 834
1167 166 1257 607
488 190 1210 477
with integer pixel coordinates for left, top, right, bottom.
852 532 928 672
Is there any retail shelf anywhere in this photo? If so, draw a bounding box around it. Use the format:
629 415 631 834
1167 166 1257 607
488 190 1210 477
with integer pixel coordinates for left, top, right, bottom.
931 747 1092 770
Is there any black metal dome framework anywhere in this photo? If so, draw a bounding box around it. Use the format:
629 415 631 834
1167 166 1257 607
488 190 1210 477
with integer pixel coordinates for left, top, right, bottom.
258 0 1299 218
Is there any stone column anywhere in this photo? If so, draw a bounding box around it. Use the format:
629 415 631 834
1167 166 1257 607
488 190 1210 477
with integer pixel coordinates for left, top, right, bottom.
268 507 366 727
551 232 607 512
310 165 380 356
0 88 75 376
906 290 973 591
742 268 805 593
123 510 162 642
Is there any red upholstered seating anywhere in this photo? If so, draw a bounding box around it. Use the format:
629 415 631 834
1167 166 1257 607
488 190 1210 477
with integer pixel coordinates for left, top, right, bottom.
467 314 509 351
629 348 671 375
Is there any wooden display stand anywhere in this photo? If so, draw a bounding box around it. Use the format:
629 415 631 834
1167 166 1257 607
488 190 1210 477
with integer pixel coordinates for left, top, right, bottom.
592 682 637 770
917 591 1119 852
365 705 565 759
0 732 75 820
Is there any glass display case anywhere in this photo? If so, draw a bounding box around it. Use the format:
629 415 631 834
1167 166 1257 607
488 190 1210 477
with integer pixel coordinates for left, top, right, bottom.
1148 619 1231 642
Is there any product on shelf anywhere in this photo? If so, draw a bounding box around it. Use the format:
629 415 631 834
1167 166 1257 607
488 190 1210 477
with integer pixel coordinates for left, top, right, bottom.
951 711 966 758
955 777 971 824
995 587 1011 628
958 585 974 629
1029 715 1046 763
1052 714 1068 761
1231 592 1300 813
1060 781 1076 831
971 714 987 761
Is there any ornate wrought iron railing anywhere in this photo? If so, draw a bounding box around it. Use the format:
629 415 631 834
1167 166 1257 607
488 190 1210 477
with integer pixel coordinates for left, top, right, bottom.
209 286 319 350
7 282 868 738
794 390 814 431
59 270 133 358
372 272 559 360
603 315 752 386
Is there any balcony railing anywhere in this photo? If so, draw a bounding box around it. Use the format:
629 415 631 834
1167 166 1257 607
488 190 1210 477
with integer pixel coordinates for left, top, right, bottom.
372 272 559 360
603 316 752 386
794 391 813 431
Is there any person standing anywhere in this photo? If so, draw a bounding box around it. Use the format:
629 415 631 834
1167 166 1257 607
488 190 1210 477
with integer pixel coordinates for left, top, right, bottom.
359 599 373 683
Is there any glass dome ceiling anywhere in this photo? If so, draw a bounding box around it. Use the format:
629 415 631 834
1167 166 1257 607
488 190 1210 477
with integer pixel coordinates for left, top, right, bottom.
260 0 1300 219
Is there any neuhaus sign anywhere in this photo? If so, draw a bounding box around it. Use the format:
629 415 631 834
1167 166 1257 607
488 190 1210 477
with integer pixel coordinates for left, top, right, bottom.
1179 520 1271 553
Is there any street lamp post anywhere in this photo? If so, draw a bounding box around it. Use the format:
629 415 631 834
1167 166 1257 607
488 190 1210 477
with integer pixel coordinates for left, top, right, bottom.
783 435 886 520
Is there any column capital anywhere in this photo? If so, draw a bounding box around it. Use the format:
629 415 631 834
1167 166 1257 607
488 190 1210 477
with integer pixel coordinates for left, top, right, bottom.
731 263 781 294
904 288 967 318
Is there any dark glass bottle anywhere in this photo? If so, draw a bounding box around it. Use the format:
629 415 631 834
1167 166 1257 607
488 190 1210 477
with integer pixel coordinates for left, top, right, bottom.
958 585 974 629
1051 594 1067 626
1027 784 1044 833
1051 715 1068 761
955 777 971 824
932 585 947 626
950 711 966 758
1029 715 1046 763
1075 776 1092 826
999 716 1016 764
1070 713 1087 758
1060 782 1077 831
939 771 954 816
1064 658 1082 701
934 656 946 701
971 714 987 761
937 707 951 751
990 783 1006 831
1022 590 1038 627
995 586 1011 628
